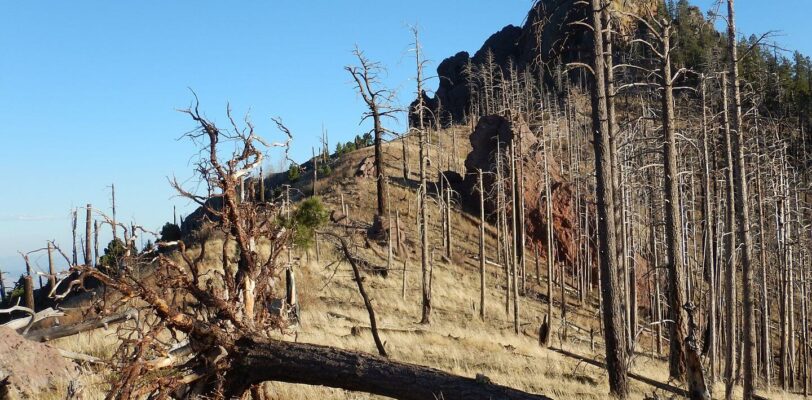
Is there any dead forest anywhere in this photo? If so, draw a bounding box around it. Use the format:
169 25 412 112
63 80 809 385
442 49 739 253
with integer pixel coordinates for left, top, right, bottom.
2 0 812 399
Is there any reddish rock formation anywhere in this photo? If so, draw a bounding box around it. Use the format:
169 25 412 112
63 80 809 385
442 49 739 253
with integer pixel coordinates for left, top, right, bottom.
460 114 596 269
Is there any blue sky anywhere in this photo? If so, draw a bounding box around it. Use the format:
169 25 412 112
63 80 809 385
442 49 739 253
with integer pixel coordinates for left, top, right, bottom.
0 1 809 282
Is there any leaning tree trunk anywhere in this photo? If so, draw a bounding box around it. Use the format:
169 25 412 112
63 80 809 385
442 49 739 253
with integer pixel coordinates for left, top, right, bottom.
225 337 551 400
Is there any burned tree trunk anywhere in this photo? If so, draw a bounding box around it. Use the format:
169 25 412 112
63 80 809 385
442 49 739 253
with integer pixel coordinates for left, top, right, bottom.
726 1 757 397
71 209 78 266
23 276 35 310
226 337 551 400
93 220 99 267
332 234 387 357
414 28 432 325
510 144 520 334
587 0 628 396
0 268 6 303
47 242 56 289
700 76 718 382
661 22 689 385
755 136 771 387
542 130 554 347
84 204 92 266
346 47 396 220
479 168 486 321
722 73 738 400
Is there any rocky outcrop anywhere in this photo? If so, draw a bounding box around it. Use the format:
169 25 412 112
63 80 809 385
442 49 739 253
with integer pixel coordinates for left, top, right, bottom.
415 0 590 125
459 114 596 267
418 0 659 125
0 327 77 399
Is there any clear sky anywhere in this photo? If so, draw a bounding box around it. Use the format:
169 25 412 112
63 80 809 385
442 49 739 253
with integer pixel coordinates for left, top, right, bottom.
0 0 809 282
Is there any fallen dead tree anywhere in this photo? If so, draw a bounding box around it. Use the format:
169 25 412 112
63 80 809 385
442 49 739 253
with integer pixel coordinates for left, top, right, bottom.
25 309 136 342
549 346 689 397
549 347 762 399
226 336 551 400
0 303 64 333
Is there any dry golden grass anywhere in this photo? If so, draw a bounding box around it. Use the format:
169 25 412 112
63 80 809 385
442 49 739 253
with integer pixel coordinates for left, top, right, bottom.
48 131 804 399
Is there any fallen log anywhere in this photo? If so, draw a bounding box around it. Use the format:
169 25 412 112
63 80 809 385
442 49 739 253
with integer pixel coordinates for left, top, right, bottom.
549 346 689 397
55 348 102 364
226 336 551 400
25 309 136 342
349 325 427 336
2 305 62 332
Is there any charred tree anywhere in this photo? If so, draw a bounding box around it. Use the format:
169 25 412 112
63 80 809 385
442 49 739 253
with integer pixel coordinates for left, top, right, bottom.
585 0 628 396
346 48 398 221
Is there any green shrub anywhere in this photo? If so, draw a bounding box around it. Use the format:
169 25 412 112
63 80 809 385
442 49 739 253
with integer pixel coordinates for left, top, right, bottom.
99 238 127 272
287 163 301 182
282 197 328 248
317 162 332 177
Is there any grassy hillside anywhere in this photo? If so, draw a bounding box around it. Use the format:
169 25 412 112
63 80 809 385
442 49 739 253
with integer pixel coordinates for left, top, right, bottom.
49 127 801 400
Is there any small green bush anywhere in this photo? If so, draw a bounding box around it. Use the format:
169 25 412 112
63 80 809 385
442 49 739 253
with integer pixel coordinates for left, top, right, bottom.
317 162 332 177
99 238 127 272
287 163 301 182
282 197 328 248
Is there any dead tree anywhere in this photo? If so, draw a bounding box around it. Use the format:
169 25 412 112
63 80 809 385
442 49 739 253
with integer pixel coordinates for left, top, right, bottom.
93 220 100 266
71 208 78 266
602 6 630 353
479 168 486 321
583 0 629 396
413 28 432 325
754 135 771 387
540 110 555 348
110 184 117 240
726 1 757 397
654 14 701 390
84 204 92 266
346 47 398 223
700 75 718 382
312 147 318 197
324 232 387 357
0 268 6 303
510 143 520 334
720 72 739 400
614 8 709 396
43 241 55 290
